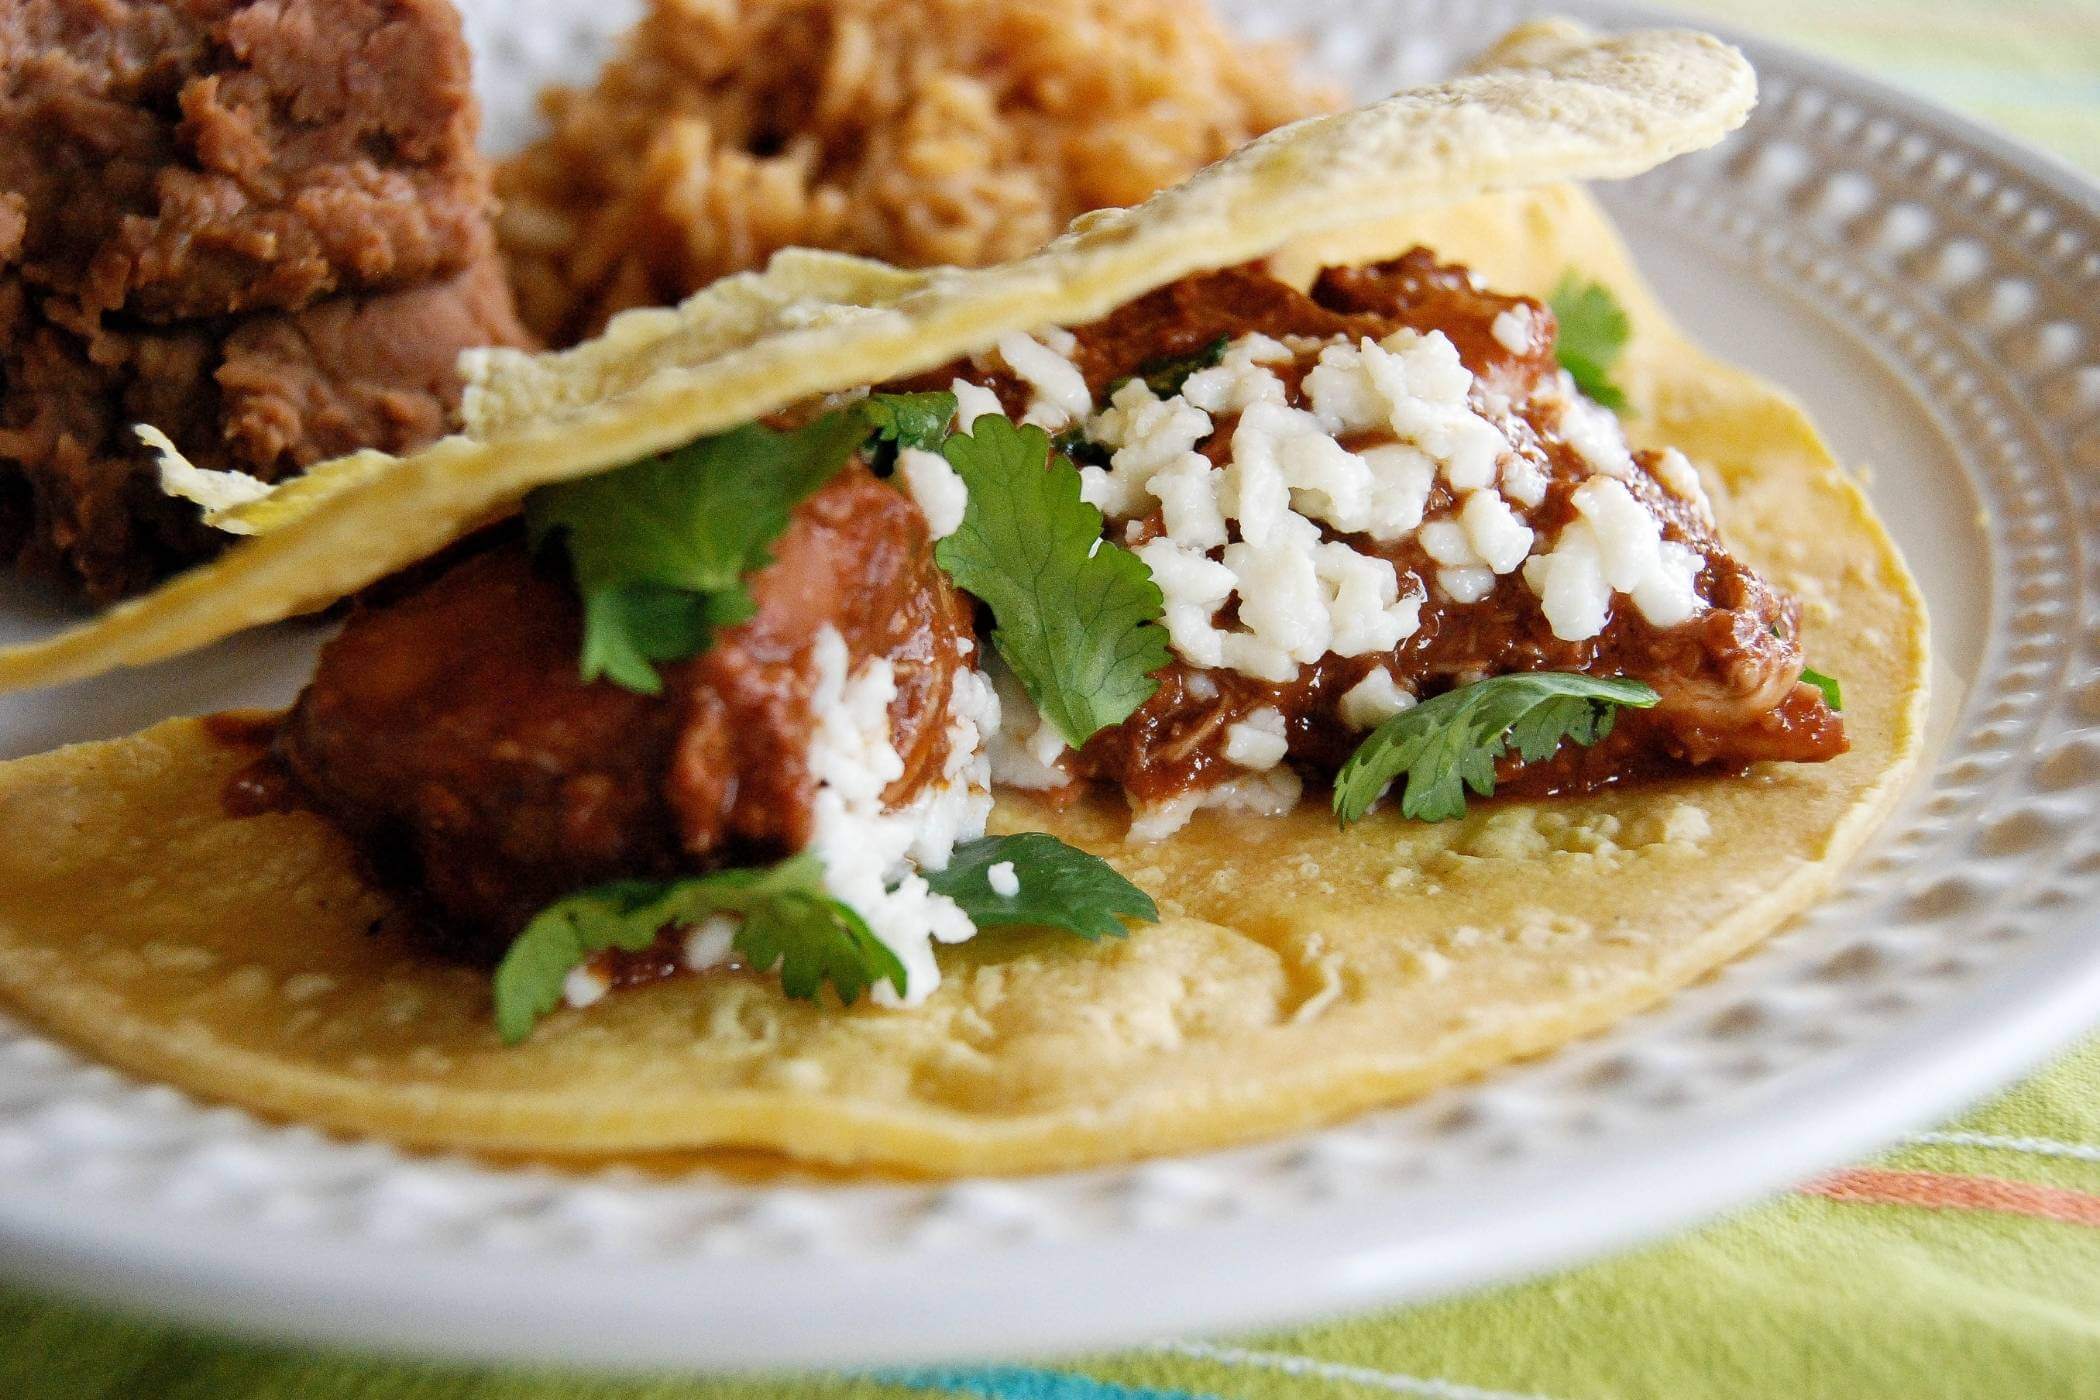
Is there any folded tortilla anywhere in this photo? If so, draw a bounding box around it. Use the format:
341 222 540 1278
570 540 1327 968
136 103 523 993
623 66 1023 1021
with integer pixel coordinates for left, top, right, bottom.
0 22 1754 692
0 172 1927 1172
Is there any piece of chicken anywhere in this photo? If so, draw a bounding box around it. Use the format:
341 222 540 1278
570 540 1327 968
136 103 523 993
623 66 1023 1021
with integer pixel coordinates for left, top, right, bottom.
277 464 974 959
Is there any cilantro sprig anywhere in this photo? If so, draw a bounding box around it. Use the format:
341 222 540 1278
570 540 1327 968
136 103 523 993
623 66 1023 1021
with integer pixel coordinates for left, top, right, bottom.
860 391 958 454
1548 275 1633 413
925 833 1158 940
492 853 904 1043
527 392 957 694
935 415 1171 748
1800 666 1843 711
1333 673 1661 826
493 834 1155 1041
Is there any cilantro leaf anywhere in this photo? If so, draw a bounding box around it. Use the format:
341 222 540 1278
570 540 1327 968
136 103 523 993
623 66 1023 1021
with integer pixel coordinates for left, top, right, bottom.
577 584 754 696
1800 666 1843 711
1333 673 1661 826
528 413 865 594
526 409 870 692
935 415 1170 747
1548 275 1633 413
492 879 674 1045
492 854 906 1043
731 877 904 1005
1110 333 1231 399
925 833 1158 941
862 391 958 453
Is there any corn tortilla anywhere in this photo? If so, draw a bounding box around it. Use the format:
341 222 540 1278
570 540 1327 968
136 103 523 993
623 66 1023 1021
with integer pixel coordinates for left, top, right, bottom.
0 177 1927 1173
0 22 1753 694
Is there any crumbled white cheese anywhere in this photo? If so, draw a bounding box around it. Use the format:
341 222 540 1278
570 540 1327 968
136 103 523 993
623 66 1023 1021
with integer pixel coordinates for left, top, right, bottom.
1126 767 1304 842
1653 447 1713 520
1078 330 1578 686
1221 513 1330 681
1522 521 1612 642
1491 304 1538 355
986 861 1021 898
561 964 610 1010
1518 477 1710 641
1222 705 1290 770
1459 490 1534 574
987 325 1705 694
1419 517 1481 568
1217 401 1297 545
1339 668 1415 730
1500 447 1550 509
998 330 1092 430
1355 331 1509 490
1266 404 1378 533
1555 379 1635 477
681 914 741 971
984 657 1072 791
1579 479 1704 626
897 446 967 539
1572 476 1663 592
950 376 1006 429
1082 378 1213 520
1357 443 1436 540
1439 567 1496 604
1301 342 1387 434
1135 538 1236 671
1317 542 1423 655
918 663 1002 868
803 627 996 1007
1146 453 1229 551
1178 333 1292 414
1633 541 1706 628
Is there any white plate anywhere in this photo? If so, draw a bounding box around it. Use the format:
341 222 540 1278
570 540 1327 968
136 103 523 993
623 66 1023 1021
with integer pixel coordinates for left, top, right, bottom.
2 0 2098 1371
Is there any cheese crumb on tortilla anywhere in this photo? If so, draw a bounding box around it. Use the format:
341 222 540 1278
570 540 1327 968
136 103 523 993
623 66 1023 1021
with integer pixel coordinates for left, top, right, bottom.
135 426 271 534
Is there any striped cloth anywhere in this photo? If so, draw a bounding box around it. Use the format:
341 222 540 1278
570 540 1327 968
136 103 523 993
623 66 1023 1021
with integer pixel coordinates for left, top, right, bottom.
1672 0 2100 176
11 1042 2099 1399
5 3 2099 1397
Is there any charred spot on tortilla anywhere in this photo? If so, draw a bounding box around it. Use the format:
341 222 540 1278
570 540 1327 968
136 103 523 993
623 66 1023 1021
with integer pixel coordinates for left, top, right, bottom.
0 24 1927 1173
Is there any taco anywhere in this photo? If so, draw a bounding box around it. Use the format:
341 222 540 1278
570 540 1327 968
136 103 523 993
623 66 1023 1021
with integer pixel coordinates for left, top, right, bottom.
0 23 1926 1174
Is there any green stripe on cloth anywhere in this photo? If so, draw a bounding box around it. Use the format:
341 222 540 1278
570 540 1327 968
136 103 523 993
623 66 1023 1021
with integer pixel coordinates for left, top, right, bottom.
3 3 2100 1397
1666 0 2100 173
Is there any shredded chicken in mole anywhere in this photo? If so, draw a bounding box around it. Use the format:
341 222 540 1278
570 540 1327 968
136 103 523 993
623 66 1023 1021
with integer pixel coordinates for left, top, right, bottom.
913 254 1842 810
277 465 973 961
259 250 1843 967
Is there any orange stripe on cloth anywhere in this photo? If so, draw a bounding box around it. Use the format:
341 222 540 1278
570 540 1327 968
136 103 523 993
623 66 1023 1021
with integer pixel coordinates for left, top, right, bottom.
1803 1168 2100 1228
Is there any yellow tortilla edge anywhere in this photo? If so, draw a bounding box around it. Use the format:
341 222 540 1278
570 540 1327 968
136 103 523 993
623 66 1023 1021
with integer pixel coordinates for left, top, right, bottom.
0 183 1929 1175
0 22 1754 693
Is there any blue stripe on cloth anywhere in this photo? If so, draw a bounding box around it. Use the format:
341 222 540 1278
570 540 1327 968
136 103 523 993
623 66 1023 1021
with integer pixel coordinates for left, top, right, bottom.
871 1365 1229 1400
